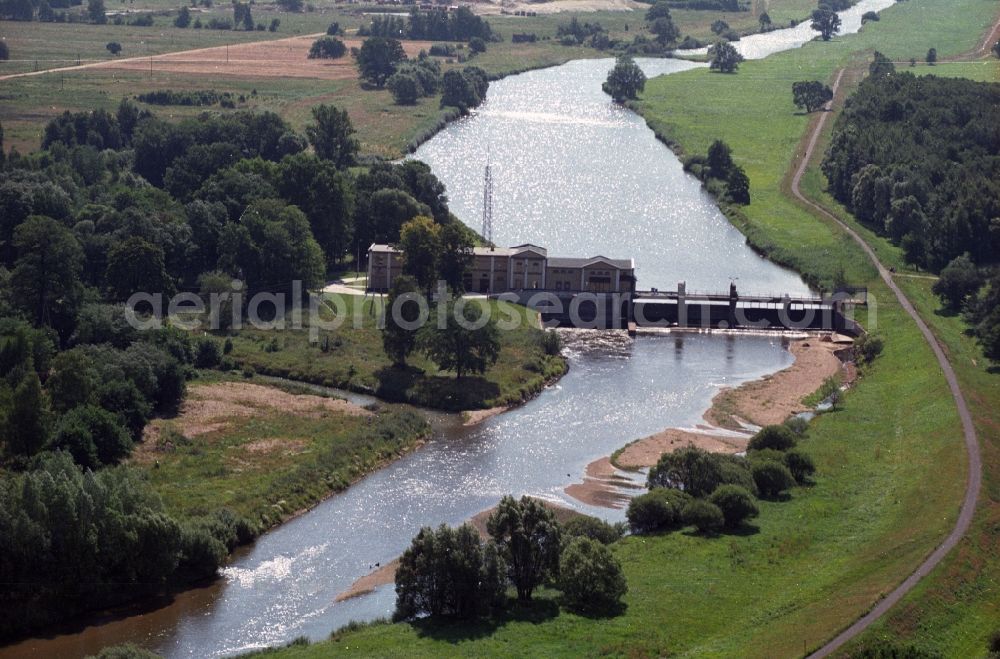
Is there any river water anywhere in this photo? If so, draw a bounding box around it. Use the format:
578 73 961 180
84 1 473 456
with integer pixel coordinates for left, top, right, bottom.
1 0 895 656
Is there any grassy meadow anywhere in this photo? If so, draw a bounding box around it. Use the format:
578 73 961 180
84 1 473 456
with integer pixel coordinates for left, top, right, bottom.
225 295 567 411
140 373 431 531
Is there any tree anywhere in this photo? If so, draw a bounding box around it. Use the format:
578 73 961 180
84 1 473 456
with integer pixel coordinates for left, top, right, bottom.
626 487 691 533
810 8 840 41
926 47 937 65
326 21 340 35
174 5 191 28
602 55 646 102
932 253 982 311
711 19 729 35
268 18 280 32
418 298 501 379
308 36 346 59
708 485 759 529
748 424 797 451
993 40 1000 59
105 236 172 302
751 460 796 498
387 72 420 105
382 275 423 367
708 40 744 73
437 222 474 293
305 105 357 168
726 166 750 204
468 36 486 54
394 523 505 620
88 0 106 23
861 10 879 23
487 496 560 602
2 371 50 458
561 515 624 545
644 1 672 22
869 50 895 77
682 499 724 534
106 42 121 56
707 139 734 179
10 216 83 328
758 11 772 31
650 16 679 45
399 216 441 294
51 405 132 469
784 448 816 484
440 67 488 111
792 80 834 112
558 537 627 614
356 37 406 88
0 42 7 61
276 0 302 9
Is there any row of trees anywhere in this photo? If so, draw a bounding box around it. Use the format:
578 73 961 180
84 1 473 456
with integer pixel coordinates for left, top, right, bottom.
359 6 494 43
821 63 1000 270
395 496 628 620
683 139 751 205
627 424 815 535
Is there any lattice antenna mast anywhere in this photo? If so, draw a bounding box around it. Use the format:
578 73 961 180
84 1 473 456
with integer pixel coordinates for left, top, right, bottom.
482 153 494 247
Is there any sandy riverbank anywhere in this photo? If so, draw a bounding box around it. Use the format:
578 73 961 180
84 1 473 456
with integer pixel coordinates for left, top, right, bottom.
565 336 854 505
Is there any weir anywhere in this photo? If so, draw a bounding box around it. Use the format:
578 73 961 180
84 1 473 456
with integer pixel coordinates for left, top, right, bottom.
507 282 867 335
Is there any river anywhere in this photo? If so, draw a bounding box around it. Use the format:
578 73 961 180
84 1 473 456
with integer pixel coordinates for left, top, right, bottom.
0 0 894 656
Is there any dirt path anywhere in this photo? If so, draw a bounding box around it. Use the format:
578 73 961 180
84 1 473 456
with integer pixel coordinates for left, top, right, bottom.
790 68 982 659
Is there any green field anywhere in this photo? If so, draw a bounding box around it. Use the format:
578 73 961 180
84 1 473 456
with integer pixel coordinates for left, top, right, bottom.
226 295 567 412
141 373 431 531
245 0 1000 656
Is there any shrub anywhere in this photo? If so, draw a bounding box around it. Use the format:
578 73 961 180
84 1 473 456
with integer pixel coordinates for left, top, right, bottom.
388 72 420 105
194 337 221 368
708 485 759 529
468 36 486 54
752 461 796 498
558 537 627 614
648 446 754 497
626 488 691 533
855 333 884 366
784 415 809 436
784 449 816 484
682 499 725 534
91 643 161 659
562 515 624 544
51 404 133 469
308 36 347 59
747 424 797 452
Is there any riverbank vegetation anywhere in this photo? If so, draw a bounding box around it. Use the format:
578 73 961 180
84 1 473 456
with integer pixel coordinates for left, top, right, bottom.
248 0 999 656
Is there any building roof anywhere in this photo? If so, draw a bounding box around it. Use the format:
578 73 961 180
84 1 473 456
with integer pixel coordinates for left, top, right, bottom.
369 244 633 269
548 256 634 270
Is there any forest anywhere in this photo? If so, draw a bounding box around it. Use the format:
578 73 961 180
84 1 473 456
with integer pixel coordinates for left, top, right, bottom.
0 102 475 639
822 70 999 271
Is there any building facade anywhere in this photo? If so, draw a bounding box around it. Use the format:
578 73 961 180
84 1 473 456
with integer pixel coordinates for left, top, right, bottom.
367 243 636 294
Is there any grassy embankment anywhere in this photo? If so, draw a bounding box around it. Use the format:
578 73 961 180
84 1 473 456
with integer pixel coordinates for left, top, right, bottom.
1 0 832 155
251 2 996 657
139 372 431 533
226 295 566 412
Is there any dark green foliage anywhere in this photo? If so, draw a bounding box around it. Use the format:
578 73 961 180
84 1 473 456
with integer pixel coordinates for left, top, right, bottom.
326 21 340 35
441 67 490 111
305 104 357 168
487 495 561 602
194 337 221 368
603 55 646 102
418 298 501 379
468 36 486 54
89 643 161 659
792 80 834 112
356 37 407 88
106 41 121 56
869 50 895 77
708 40 744 73
854 333 884 367
105 236 173 301
752 460 796 498
810 7 840 41
0 42 8 60
388 73 420 105
394 523 506 620
925 47 936 65
647 445 753 497
10 215 83 329
2 370 50 459
561 515 624 545
51 404 133 469
404 6 493 42
846 636 941 658
308 36 347 60
784 448 816 484
932 253 983 311
965 271 1000 363
558 537 627 614
748 424 798 451
682 499 725 534
382 275 423 367
726 166 751 204
87 0 105 23
626 487 691 533
0 453 215 639
708 484 759 528
174 5 190 27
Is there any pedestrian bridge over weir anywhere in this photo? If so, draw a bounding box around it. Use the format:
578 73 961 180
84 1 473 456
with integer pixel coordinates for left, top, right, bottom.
503 283 868 335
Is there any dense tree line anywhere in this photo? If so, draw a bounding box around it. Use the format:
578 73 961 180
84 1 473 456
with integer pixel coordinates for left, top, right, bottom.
822 71 1000 270
627 423 814 535
359 6 493 43
395 496 627 621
